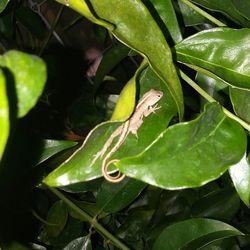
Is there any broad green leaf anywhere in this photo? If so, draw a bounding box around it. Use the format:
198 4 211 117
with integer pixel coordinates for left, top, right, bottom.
96 178 146 213
44 201 68 237
177 0 207 26
36 140 78 166
62 0 184 118
190 0 250 27
62 236 92 250
0 0 9 14
94 43 130 89
54 0 114 30
175 28 250 89
229 154 250 207
153 218 243 250
191 188 240 221
231 0 250 20
149 0 182 44
0 50 47 117
230 87 250 124
0 70 9 161
43 67 178 187
117 103 246 189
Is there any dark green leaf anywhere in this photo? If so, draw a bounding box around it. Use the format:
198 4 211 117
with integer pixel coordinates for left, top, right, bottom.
62 236 92 250
190 0 250 26
230 87 250 124
191 188 240 221
175 28 250 89
153 218 243 250
229 154 250 207
0 69 9 161
96 178 146 213
94 43 129 88
118 103 246 189
231 0 250 20
149 0 182 44
36 140 78 166
177 0 207 26
43 67 178 187
44 201 68 238
0 50 46 117
0 0 9 14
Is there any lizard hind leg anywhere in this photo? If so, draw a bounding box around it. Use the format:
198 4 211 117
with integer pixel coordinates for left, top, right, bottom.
102 159 125 183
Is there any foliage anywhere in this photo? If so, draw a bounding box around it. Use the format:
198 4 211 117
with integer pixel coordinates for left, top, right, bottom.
1 0 250 249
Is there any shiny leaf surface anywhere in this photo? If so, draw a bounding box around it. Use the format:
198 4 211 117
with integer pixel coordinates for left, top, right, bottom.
153 218 243 250
0 0 9 14
62 236 92 250
0 50 46 117
175 28 250 89
118 103 246 189
0 70 9 161
229 154 250 207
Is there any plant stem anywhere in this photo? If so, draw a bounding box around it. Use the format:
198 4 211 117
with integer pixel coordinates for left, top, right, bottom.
49 187 130 250
180 0 226 27
179 70 250 132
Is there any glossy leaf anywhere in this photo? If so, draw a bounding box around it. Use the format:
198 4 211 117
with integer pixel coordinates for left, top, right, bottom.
175 28 250 89
63 236 92 250
0 0 9 14
117 103 246 189
43 67 178 187
44 201 68 237
96 178 146 213
191 188 240 221
36 140 78 166
177 0 207 26
229 154 250 207
149 0 182 44
0 70 9 161
230 87 250 124
60 0 184 118
190 0 250 26
0 50 47 117
153 218 243 250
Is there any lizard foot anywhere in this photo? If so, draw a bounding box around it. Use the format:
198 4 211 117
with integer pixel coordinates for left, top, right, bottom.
102 159 125 183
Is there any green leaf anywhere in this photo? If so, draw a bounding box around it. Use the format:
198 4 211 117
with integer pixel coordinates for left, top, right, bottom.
94 43 130 89
177 0 207 26
117 103 246 189
43 67 178 187
62 236 92 250
44 200 68 238
190 0 250 26
36 140 78 166
231 0 250 20
175 28 250 89
0 50 47 117
149 0 182 44
86 0 184 118
96 178 146 213
191 188 240 221
0 0 9 14
229 154 250 207
230 87 250 124
0 69 9 161
153 218 243 250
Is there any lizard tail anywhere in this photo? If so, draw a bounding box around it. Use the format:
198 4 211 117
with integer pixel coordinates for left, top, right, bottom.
102 159 125 183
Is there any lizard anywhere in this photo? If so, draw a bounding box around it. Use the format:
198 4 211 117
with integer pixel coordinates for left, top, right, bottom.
91 89 163 183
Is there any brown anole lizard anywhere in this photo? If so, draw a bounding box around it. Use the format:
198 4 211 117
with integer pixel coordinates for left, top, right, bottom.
91 89 163 182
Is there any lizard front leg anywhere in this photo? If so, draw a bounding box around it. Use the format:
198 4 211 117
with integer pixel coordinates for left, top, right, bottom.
144 103 161 117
